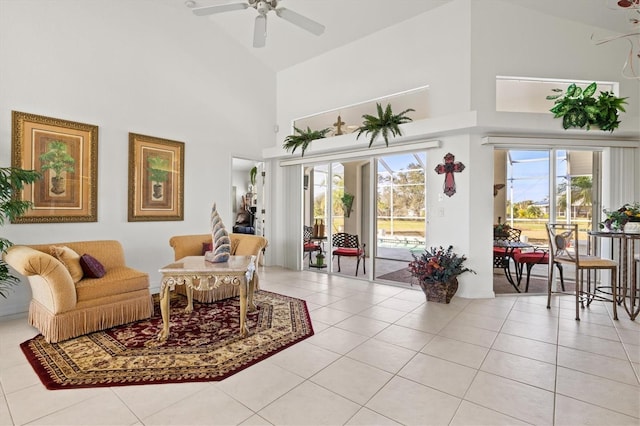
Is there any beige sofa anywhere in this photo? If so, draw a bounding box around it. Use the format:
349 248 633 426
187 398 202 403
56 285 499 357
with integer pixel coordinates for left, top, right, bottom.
3 240 152 343
169 233 268 303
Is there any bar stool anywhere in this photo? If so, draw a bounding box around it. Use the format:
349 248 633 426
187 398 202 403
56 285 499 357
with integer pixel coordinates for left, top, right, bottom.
546 223 618 320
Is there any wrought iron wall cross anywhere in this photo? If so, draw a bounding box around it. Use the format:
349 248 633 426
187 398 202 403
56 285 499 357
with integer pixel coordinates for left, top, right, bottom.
434 152 465 197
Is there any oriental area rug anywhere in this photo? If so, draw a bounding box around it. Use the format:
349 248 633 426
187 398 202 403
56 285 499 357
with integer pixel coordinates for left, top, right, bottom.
21 291 313 390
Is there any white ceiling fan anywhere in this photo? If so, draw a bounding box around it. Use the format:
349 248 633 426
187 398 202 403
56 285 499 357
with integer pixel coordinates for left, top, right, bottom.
191 0 325 48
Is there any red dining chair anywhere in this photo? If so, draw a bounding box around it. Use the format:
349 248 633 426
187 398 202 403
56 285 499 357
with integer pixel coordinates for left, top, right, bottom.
331 233 366 276
513 247 564 293
303 226 322 266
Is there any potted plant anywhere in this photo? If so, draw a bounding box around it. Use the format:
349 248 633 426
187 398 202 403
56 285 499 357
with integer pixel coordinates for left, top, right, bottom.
493 217 511 239
408 245 476 303
282 126 331 157
147 155 169 199
341 192 354 218
39 140 75 194
600 202 640 232
0 167 42 298
546 82 627 132
355 102 414 147
250 166 258 187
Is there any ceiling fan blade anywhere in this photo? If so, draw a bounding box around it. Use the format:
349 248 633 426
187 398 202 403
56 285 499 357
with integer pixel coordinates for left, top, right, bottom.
275 7 325 36
192 3 249 16
253 15 267 48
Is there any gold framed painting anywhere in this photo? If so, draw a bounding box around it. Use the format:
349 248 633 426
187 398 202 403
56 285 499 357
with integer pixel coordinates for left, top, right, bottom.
128 133 184 222
11 111 98 223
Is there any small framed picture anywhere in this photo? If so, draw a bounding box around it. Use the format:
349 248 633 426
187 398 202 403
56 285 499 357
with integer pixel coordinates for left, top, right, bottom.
128 133 184 222
11 111 98 223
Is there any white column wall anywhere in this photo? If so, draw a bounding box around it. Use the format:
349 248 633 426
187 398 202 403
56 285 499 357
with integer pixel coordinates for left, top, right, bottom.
0 0 276 316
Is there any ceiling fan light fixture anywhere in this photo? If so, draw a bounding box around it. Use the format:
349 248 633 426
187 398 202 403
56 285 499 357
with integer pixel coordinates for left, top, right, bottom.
255 1 272 15
192 0 323 47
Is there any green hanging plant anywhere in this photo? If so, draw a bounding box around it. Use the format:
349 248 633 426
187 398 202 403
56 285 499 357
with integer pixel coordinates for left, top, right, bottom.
356 102 414 147
282 126 331 157
546 82 627 132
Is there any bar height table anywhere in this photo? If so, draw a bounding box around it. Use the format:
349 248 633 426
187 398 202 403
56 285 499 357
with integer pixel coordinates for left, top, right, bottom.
588 230 639 321
493 240 532 292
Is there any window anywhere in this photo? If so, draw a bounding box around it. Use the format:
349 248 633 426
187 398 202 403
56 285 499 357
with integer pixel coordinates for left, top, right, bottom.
496 76 617 113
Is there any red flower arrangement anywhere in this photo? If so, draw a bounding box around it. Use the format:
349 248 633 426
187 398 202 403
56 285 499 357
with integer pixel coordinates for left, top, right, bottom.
408 245 476 286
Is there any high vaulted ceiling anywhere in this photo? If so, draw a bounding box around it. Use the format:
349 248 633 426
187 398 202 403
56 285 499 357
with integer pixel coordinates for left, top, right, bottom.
159 0 635 72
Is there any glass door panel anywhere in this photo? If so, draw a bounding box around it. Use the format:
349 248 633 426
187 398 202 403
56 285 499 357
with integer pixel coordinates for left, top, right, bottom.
331 160 370 278
505 150 550 246
554 150 595 265
374 152 426 285
303 164 329 271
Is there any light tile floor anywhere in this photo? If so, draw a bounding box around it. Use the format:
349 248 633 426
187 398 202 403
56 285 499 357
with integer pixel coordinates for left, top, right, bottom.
1 266 639 425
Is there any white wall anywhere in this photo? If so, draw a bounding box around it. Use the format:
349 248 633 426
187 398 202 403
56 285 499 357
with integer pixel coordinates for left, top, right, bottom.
0 0 276 316
275 0 472 139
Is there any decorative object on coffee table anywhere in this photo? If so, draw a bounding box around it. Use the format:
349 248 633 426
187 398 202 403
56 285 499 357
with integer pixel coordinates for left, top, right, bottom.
408 245 476 303
205 202 230 263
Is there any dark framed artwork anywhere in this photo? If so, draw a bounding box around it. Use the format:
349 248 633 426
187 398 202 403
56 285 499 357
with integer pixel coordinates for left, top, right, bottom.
11 111 98 223
128 133 184 222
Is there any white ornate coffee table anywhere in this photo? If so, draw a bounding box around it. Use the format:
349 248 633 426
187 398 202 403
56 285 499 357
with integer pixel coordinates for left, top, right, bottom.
157 255 257 342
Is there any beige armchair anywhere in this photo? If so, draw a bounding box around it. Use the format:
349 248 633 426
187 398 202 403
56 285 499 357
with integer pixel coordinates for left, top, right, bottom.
168 233 268 303
3 240 152 343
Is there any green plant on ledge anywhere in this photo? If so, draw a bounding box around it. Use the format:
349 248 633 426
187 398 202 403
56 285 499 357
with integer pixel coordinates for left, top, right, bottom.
546 82 627 132
356 102 414 147
282 126 331 157
0 167 42 298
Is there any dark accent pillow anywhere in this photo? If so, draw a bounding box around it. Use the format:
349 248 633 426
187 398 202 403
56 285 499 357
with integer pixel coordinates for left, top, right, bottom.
79 254 106 278
202 242 213 255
